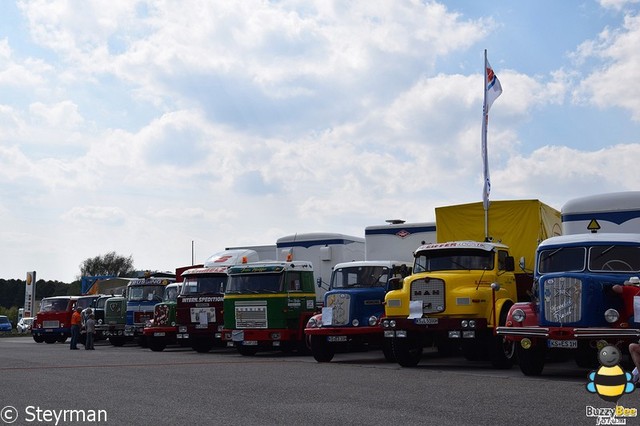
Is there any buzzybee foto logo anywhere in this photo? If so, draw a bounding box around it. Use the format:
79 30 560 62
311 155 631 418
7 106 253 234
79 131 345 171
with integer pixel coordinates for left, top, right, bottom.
585 345 638 425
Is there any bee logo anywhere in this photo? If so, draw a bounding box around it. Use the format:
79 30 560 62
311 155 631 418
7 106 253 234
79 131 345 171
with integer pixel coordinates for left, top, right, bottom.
586 345 634 402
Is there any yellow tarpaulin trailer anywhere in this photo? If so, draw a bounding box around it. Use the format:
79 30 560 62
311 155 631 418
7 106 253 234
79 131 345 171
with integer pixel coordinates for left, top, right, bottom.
435 199 562 271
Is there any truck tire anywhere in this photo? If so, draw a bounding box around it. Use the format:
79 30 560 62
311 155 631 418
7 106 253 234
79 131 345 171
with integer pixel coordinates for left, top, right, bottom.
517 343 546 376
490 306 516 369
393 334 423 367
33 335 44 343
237 345 259 356
382 339 396 362
109 336 126 347
44 336 57 344
310 336 335 362
148 338 166 352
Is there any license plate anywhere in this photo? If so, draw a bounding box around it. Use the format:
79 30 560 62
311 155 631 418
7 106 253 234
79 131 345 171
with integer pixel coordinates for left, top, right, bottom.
327 335 347 342
415 318 438 325
548 339 577 349
45 329 53 332
243 340 258 346
153 332 165 337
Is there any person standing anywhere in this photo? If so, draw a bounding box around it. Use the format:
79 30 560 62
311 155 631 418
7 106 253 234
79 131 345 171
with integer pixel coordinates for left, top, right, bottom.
85 314 96 350
70 307 82 350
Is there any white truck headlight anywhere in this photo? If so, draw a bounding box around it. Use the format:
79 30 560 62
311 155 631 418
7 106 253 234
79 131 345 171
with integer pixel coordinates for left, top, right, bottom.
604 309 619 323
512 309 526 323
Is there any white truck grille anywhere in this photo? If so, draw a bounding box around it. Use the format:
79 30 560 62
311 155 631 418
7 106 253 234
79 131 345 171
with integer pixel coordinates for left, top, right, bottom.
410 278 445 314
543 277 582 323
235 302 268 329
325 293 351 326
43 320 59 328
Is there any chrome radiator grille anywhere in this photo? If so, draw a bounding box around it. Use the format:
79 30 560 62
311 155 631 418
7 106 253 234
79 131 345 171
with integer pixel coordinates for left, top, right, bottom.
410 278 445 314
43 320 59 328
325 293 351 326
543 277 582 323
235 302 268 329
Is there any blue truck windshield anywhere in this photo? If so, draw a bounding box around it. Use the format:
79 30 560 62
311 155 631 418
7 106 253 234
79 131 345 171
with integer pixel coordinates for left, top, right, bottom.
331 266 390 288
538 245 640 273
127 285 165 302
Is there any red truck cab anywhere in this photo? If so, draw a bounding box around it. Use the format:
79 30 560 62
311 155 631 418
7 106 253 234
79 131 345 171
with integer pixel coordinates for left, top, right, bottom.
32 296 79 344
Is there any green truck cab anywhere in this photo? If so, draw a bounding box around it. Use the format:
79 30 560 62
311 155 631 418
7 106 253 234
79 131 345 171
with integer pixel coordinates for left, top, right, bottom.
223 261 317 355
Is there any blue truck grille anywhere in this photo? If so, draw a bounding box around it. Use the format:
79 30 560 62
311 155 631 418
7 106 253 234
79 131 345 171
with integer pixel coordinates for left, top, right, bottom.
410 278 445 314
543 277 583 323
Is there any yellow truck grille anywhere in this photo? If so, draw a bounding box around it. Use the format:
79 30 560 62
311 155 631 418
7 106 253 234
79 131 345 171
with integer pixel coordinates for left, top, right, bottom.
410 278 445 313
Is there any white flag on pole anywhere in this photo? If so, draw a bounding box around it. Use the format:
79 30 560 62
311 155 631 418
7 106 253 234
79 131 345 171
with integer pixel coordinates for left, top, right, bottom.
482 52 502 212
485 59 502 113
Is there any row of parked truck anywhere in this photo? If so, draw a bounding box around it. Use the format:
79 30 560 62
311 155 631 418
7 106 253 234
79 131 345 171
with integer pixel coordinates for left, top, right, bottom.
30 192 640 376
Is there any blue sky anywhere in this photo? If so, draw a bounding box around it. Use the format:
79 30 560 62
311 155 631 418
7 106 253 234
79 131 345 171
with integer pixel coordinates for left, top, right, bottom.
1 0 640 282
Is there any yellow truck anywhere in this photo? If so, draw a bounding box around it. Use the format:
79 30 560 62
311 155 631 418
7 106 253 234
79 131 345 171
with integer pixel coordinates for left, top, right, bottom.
382 199 561 367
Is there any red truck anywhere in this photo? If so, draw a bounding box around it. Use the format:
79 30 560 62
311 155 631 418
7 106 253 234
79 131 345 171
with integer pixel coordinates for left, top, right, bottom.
176 249 260 352
32 296 79 344
32 295 103 344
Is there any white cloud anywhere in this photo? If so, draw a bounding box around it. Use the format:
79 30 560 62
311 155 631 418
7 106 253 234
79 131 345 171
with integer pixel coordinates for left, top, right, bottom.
599 0 640 11
29 100 83 128
1 1 640 282
573 13 640 120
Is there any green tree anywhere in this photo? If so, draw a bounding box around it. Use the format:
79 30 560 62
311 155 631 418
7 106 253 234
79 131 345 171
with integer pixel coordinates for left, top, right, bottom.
79 251 135 278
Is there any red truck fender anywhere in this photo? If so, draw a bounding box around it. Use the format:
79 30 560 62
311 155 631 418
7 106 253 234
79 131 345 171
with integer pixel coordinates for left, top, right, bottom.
504 302 539 328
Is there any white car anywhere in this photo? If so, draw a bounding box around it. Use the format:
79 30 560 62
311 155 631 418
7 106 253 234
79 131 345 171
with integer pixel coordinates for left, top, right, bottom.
16 317 34 334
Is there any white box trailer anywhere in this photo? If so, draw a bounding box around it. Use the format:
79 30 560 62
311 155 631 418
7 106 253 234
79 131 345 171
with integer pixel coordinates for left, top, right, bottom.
364 221 436 264
562 191 640 235
224 245 277 261
276 233 365 302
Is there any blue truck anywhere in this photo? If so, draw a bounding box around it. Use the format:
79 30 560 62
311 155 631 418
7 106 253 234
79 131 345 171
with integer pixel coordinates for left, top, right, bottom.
305 260 412 362
123 274 175 345
304 221 435 362
497 191 640 375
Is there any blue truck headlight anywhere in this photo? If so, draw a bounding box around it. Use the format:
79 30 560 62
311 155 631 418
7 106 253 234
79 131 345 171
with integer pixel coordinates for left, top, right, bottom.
351 319 359 327
604 309 619 323
512 309 526 323
368 316 378 326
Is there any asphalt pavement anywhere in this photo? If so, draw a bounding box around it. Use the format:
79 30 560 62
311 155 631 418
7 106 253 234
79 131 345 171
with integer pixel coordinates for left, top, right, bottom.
0 336 637 426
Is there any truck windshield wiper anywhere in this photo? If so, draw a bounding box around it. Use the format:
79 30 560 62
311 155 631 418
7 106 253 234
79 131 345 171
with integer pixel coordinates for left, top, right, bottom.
592 245 615 261
541 247 563 262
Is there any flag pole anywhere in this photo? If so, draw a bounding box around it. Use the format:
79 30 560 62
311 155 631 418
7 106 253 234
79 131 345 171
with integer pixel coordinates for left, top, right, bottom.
482 49 490 241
